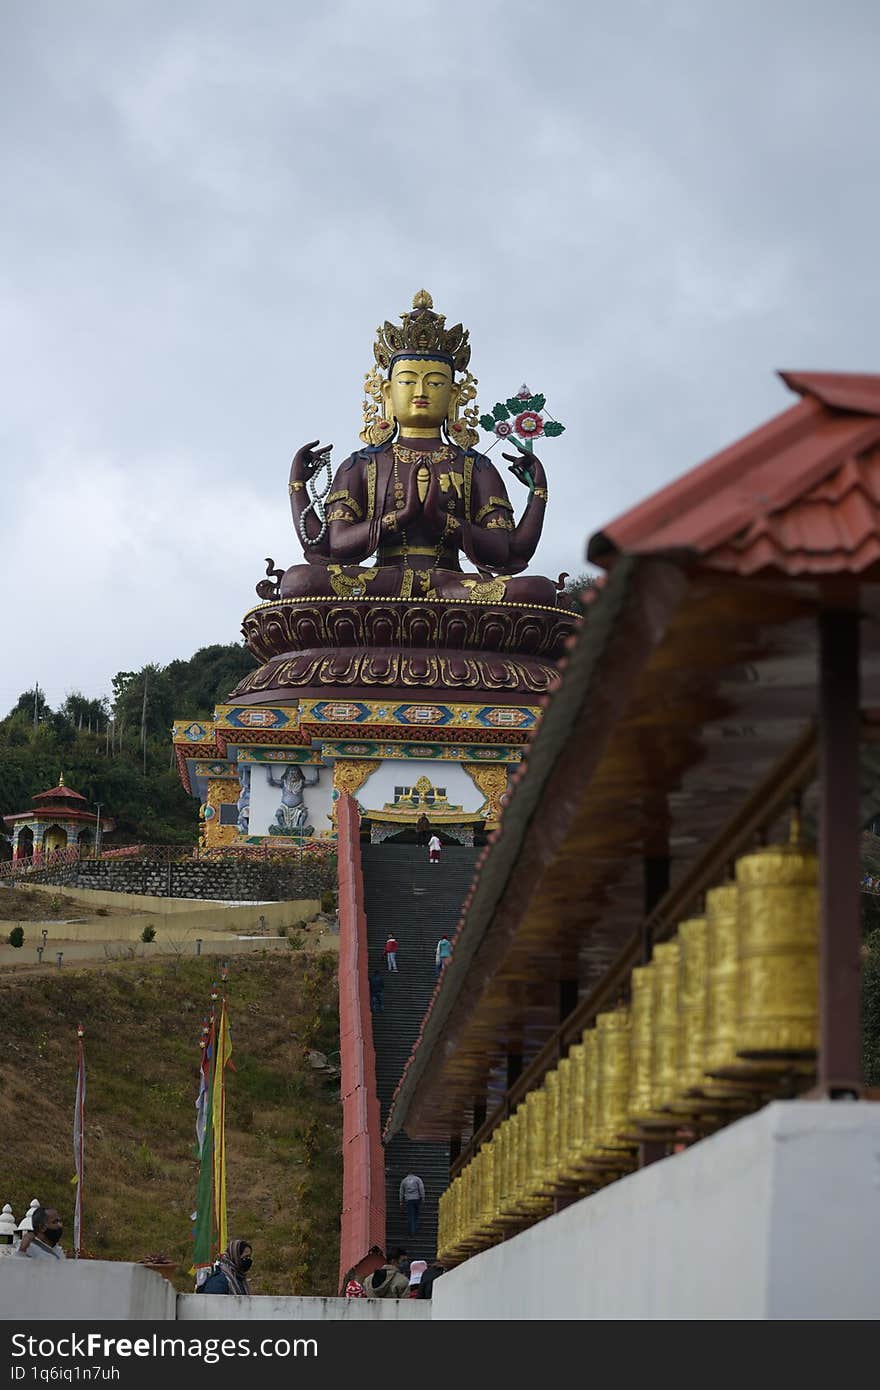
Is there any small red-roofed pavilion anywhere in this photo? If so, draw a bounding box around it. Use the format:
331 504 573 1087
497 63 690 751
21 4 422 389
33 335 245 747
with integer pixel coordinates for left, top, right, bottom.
3 774 114 862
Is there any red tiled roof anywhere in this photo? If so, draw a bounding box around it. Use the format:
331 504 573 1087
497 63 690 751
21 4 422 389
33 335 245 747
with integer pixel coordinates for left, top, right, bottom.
589 371 880 577
33 783 87 803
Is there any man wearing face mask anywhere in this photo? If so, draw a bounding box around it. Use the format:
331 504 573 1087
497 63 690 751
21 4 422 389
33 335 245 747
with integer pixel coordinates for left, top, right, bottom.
200 1238 253 1295
18 1206 66 1260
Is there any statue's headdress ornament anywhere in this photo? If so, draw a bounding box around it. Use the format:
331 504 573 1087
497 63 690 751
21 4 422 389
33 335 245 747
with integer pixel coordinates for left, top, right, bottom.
362 290 479 449
373 290 471 376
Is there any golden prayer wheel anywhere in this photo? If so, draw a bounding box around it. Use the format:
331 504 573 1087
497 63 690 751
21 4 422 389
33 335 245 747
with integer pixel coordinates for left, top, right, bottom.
512 1105 530 1216
649 940 681 1116
486 1132 504 1234
669 916 709 1114
556 1057 572 1188
508 1112 528 1223
578 1027 613 1178
561 1041 587 1181
458 1163 472 1252
441 1181 458 1263
483 1139 497 1239
441 1183 454 1262
502 1116 523 1225
626 963 655 1127
470 1158 484 1249
466 1155 481 1250
704 882 740 1079
701 882 761 1099
475 1149 492 1249
524 1090 552 1214
595 1009 635 1165
469 1157 482 1249
437 1189 448 1261
495 1118 513 1224
735 830 819 1058
492 1128 503 1228
541 1070 561 1193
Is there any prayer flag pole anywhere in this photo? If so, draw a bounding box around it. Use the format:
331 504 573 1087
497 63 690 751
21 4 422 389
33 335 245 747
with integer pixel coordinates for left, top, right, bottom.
192 988 218 1283
212 963 234 1257
72 1023 85 1258
191 967 234 1285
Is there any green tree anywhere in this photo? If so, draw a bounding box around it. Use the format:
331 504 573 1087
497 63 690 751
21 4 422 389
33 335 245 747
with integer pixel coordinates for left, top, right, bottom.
0 641 257 846
8 687 51 722
563 573 599 615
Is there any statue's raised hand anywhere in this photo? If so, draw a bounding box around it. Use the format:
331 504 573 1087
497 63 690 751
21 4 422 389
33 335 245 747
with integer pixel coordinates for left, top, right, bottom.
291 439 333 483
503 448 546 494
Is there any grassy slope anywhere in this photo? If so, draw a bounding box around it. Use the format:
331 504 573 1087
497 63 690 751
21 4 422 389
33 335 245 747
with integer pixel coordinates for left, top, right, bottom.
0 954 341 1294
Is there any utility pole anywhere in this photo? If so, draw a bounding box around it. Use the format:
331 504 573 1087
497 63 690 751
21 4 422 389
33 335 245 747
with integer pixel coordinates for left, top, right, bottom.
94 804 102 859
141 670 149 777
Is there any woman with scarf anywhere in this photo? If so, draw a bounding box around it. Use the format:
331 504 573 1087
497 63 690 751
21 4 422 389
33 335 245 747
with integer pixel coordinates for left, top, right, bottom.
200 1238 253 1295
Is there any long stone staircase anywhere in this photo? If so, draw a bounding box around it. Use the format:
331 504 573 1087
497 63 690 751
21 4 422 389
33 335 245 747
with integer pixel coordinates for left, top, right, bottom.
361 842 479 1264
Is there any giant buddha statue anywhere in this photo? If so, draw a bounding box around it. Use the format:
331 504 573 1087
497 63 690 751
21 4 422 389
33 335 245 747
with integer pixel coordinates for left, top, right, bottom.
228 291 579 705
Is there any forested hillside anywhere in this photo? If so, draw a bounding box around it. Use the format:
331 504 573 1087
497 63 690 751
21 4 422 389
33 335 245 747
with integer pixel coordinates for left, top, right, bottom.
0 644 256 847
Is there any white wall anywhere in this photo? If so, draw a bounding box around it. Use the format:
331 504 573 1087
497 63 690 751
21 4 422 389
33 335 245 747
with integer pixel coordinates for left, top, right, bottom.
0 1259 176 1321
0 1262 429 1322
360 760 484 814
178 1295 429 1320
430 1101 880 1320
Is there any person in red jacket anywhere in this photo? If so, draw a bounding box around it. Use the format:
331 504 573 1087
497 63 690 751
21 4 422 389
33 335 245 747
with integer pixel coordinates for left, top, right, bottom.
384 934 399 972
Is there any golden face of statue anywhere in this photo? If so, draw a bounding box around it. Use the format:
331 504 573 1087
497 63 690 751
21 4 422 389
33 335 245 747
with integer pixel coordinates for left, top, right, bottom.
382 357 456 436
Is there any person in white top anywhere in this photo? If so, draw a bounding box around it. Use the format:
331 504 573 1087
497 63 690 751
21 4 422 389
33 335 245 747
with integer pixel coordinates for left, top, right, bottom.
428 834 442 864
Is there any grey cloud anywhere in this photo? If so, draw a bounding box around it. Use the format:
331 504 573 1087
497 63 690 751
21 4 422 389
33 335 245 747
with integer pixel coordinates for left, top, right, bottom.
2 0 880 702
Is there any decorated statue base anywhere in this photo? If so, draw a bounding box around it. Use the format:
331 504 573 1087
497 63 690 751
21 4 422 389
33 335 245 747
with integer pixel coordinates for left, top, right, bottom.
174 699 534 849
230 592 577 703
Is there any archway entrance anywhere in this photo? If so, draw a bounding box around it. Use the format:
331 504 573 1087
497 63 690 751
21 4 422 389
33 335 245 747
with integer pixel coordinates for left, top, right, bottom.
16 827 34 860
43 824 68 857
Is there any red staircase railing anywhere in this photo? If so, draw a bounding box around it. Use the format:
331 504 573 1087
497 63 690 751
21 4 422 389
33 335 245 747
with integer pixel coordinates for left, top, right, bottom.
336 795 385 1290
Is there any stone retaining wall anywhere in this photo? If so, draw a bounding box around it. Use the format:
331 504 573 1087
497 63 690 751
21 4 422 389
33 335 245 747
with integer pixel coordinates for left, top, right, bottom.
25 858 336 902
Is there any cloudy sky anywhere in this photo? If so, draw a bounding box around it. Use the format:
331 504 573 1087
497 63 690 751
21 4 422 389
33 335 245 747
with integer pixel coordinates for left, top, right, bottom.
3 0 879 713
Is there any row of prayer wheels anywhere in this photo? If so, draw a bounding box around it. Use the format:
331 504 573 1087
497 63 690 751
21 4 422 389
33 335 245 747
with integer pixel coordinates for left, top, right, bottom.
438 824 819 1265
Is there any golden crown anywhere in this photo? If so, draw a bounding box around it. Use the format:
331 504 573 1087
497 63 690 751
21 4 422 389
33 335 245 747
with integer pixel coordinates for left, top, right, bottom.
373 290 471 375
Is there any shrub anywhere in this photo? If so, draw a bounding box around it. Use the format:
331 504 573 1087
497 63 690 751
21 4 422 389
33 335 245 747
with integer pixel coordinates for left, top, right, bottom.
8 926 24 948
320 890 336 914
140 926 156 943
287 933 305 950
